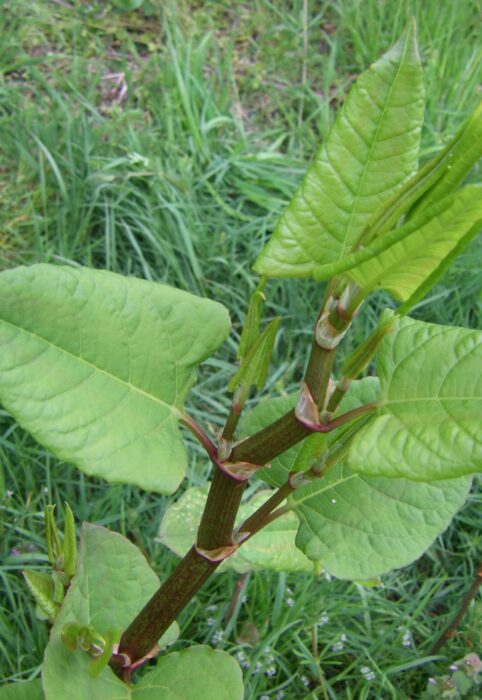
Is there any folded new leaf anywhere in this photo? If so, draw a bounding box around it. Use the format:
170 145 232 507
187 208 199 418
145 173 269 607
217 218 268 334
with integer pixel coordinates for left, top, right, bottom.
346 185 482 301
253 21 424 279
348 316 482 480
0 265 230 494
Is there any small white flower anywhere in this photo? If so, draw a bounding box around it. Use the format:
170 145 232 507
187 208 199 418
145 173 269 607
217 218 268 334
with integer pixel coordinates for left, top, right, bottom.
401 629 412 648
332 634 347 652
331 498 337 504
265 665 276 677
285 597 295 607
360 665 375 681
6 490 14 498
206 617 215 627
254 661 263 674
235 650 250 669
206 604 218 612
260 695 270 700
43 487 49 495
300 675 310 687
318 613 330 626
212 630 223 644
276 693 285 700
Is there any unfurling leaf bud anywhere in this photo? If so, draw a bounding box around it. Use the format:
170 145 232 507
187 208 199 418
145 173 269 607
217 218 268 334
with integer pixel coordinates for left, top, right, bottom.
342 311 395 380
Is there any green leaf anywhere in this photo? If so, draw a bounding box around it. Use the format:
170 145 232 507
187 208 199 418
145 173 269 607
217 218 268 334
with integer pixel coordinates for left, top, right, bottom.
253 21 424 279
132 646 244 700
346 186 482 301
397 219 482 316
293 463 471 579
44 505 62 567
0 264 230 494
237 279 266 358
159 487 315 573
42 523 180 700
409 101 482 217
23 570 59 623
0 681 44 700
228 317 280 392
348 316 482 480
351 100 482 253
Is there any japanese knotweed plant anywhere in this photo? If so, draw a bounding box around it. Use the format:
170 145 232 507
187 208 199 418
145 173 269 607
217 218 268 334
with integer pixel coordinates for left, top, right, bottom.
1 20 481 700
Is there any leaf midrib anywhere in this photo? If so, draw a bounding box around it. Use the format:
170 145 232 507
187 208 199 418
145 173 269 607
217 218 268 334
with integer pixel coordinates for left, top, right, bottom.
0 318 183 419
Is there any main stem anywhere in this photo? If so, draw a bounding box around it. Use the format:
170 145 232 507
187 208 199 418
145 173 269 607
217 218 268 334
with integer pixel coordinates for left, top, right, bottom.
114 294 351 670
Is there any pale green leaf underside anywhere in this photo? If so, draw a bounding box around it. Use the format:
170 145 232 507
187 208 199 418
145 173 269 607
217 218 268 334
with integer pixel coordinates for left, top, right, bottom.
0 265 230 494
159 487 315 573
349 317 482 480
241 379 471 579
347 186 482 301
42 524 180 700
254 21 424 279
293 464 471 580
0 681 44 700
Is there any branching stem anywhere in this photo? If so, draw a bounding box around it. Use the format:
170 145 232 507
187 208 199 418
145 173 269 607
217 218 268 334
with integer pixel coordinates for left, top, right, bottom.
114 291 360 672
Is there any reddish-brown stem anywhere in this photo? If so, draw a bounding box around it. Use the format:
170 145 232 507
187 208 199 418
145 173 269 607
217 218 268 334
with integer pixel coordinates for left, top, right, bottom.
235 482 293 541
221 403 242 444
197 467 246 549
114 292 355 671
240 504 291 544
224 572 250 626
113 546 220 669
307 402 378 433
180 414 219 464
429 564 482 655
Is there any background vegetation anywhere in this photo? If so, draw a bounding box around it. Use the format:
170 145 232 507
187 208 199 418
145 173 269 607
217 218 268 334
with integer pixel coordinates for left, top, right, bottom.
0 1 480 697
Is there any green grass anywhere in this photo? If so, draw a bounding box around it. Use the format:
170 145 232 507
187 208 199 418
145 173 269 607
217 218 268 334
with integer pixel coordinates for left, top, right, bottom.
0 0 481 697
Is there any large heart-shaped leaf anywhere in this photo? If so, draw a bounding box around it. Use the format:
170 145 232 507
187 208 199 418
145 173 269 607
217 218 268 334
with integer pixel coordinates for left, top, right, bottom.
346 186 482 301
0 265 230 494
159 487 315 573
348 316 482 480
292 464 471 580
253 21 424 279
132 646 243 700
42 523 180 700
0 681 44 700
